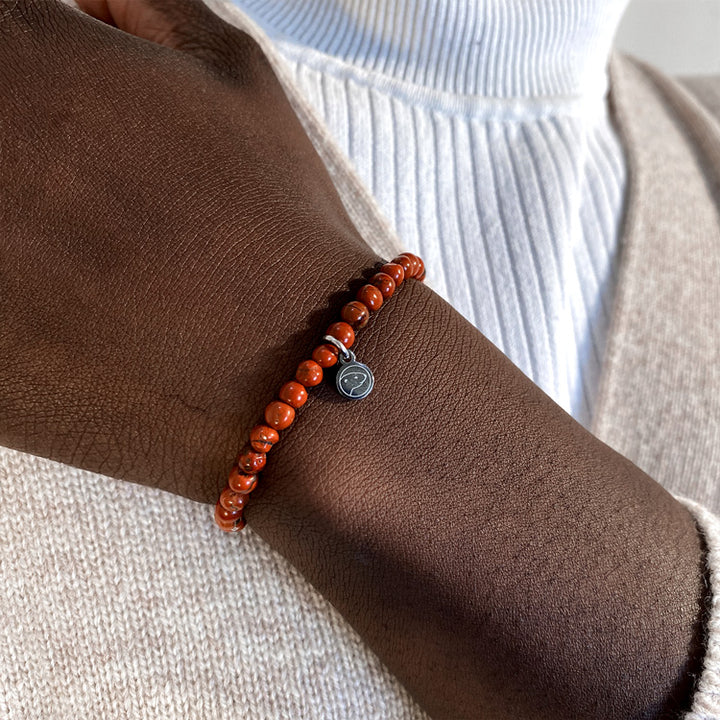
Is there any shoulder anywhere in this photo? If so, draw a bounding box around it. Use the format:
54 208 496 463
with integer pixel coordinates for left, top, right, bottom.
609 53 720 134
677 75 720 122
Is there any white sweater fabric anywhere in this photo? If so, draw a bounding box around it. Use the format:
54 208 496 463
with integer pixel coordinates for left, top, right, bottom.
233 0 630 429
1 1 719 718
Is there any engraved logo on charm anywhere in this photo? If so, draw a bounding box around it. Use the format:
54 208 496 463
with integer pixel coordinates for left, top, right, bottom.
336 361 374 399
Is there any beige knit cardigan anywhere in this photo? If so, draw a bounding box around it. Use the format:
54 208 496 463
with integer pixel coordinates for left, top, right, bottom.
1 3 719 717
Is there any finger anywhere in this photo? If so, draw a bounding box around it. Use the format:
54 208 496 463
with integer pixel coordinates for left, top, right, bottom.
69 0 115 26
75 0 265 83
75 0 174 42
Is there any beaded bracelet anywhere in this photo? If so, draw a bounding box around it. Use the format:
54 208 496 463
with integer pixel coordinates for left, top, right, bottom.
214 251 426 532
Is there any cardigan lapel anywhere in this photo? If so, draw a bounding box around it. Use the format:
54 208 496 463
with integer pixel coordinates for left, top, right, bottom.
592 54 720 511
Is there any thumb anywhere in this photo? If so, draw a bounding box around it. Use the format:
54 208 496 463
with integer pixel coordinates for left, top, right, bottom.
76 0 183 45
76 0 263 81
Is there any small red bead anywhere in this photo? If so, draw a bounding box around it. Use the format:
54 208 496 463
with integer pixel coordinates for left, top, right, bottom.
220 487 249 512
417 266 426 281
405 252 424 279
326 321 355 349
357 284 383 311
249 424 279 453
296 360 323 387
216 502 241 521
370 272 396 299
393 254 415 278
238 447 266 474
279 381 308 409
215 501 246 532
380 262 405 287
265 400 295 430
312 343 339 368
341 300 370 330
228 468 258 494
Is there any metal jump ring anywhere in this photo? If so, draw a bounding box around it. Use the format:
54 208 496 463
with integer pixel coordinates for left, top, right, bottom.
321 334 354 362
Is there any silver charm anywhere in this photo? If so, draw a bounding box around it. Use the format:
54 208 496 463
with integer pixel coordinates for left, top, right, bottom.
336 356 374 399
321 335 375 400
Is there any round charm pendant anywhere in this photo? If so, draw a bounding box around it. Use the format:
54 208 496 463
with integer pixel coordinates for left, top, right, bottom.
335 359 374 399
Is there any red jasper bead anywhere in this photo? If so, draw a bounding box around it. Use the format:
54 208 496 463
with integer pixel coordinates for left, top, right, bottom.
370 272 396 299
392 254 415 278
219 487 248 512
326 321 355 348
249 425 279 453
238 447 266 474
312 343 339 368
380 262 405 287
216 502 241 520
296 360 323 387
357 284 383 311
265 400 295 430
228 468 258 494
341 300 370 330
417 266 426 281
215 502 246 532
406 252 424 279
279 381 308 409
407 253 424 276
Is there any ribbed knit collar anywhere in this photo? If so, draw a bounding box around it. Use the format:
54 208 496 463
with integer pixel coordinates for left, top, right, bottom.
237 0 629 98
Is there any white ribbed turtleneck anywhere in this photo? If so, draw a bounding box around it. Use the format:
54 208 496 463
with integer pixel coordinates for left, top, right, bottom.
239 0 628 98
232 0 630 428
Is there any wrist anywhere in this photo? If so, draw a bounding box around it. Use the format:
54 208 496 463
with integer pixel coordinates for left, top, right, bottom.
243 268 705 719
247 269 438 528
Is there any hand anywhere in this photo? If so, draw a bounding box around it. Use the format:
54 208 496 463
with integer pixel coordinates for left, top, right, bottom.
0 0 377 504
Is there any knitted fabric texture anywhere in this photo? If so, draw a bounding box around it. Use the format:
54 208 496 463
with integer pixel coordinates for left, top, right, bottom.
678 497 720 719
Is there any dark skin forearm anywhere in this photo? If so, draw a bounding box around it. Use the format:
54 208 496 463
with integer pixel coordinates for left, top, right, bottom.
247 276 706 719
0 2 706 718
